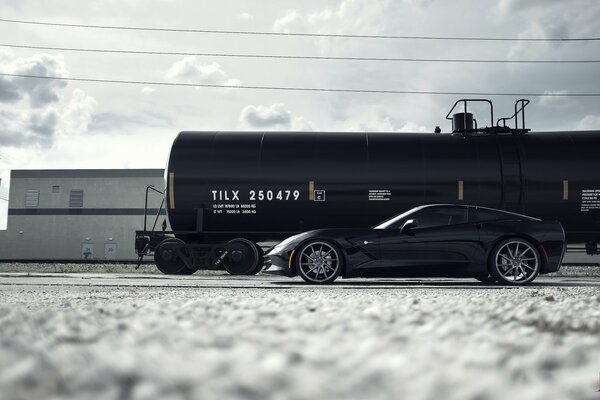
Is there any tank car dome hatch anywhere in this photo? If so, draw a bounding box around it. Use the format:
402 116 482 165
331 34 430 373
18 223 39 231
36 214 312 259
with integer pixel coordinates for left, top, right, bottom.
452 112 474 133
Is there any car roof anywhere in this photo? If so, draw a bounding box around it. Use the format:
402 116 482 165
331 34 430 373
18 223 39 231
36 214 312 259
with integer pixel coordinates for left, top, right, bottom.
419 204 539 221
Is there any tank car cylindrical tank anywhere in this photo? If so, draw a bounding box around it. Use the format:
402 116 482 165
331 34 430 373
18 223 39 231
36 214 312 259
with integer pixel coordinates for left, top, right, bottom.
166 130 600 245
136 99 600 275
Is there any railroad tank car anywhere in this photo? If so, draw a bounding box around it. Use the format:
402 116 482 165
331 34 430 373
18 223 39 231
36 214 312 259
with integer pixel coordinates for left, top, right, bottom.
135 99 600 275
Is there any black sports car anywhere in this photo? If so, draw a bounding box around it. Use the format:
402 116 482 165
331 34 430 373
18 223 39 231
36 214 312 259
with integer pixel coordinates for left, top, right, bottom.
266 204 565 285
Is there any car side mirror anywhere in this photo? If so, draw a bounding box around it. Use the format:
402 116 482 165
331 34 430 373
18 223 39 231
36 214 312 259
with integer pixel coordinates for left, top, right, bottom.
400 219 418 234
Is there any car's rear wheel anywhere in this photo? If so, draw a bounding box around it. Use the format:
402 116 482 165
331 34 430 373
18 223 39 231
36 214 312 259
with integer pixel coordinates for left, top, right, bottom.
296 241 342 284
489 238 541 285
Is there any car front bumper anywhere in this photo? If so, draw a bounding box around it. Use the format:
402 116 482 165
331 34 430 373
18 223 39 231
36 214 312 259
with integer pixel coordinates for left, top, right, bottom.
264 250 297 277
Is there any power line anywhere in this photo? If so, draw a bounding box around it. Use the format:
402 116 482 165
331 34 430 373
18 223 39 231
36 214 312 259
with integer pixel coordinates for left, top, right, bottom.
1 18 599 42
0 197 8 202
2 43 599 64
2 72 600 97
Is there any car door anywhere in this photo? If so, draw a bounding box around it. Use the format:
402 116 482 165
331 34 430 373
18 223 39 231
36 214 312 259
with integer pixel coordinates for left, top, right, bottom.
342 229 382 269
378 206 479 272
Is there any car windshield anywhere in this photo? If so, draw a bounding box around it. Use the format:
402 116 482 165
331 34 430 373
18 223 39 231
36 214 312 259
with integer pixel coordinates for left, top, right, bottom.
373 206 425 229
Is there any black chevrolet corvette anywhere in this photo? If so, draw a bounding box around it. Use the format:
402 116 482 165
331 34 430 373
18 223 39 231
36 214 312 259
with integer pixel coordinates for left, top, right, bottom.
266 204 565 285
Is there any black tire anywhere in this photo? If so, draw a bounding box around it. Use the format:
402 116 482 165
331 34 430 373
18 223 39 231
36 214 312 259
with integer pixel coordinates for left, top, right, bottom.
295 240 343 284
154 238 196 275
223 238 263 275
488 238 541 285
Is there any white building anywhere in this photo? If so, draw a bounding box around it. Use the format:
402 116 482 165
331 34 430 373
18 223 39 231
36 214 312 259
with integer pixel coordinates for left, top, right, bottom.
0 169 166 261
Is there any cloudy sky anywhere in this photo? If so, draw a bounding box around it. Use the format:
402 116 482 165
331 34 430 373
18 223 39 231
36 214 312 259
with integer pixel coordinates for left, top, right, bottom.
1 0 600 228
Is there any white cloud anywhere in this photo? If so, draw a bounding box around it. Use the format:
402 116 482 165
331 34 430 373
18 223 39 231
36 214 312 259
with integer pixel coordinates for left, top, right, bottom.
141 86 155 94
0 50 96 148
0 88 96 148
239 104 313 131
397 121 428 132
0 107 59 148
60 89 97 136
501 0 600 59
401 0 435 6
538 90 572 108
347 113 427 132
0 50 68 107
273 0 390 36
238 12 253 20
166 58 240 86
88 111 171 133
577 115 600 131
497 0 564 15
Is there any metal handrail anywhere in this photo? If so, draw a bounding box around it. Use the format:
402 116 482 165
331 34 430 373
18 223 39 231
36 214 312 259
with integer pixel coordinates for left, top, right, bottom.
143 185 165 232
445 99 494 133
497 99 530 130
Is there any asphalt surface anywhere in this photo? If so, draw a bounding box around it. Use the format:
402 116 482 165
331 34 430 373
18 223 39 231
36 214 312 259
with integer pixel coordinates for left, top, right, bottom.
0 273 599 400
1 272 600 289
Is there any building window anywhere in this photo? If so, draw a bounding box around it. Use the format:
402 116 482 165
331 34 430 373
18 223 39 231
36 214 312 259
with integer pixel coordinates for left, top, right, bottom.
25 190 40 207
52 185 60 193
69 190 84 208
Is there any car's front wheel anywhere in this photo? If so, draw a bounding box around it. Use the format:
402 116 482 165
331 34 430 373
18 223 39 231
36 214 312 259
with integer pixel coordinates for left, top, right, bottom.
296 241 342 284
489 238 541 285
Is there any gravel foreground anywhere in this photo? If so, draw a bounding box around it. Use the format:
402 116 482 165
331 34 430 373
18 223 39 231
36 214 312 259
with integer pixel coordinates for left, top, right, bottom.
1 278 600 400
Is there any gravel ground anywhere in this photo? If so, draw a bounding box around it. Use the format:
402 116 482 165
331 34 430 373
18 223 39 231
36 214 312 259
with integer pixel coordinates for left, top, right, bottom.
0 274 599 400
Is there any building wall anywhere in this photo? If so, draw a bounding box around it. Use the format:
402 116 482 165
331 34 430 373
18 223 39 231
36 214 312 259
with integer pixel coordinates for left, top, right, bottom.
0 169 168 261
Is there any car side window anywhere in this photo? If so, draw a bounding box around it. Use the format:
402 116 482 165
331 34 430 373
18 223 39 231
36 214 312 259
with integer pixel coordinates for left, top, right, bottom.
413 207 468 229
474 208 505 222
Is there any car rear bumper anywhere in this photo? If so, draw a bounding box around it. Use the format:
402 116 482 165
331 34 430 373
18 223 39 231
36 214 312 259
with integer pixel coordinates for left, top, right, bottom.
540 242 565 274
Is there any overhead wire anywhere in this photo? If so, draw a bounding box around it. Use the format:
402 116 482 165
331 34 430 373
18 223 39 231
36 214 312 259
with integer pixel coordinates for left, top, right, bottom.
1 72 599 97
1 43 599 64
0 18 599 42
1 19 598 99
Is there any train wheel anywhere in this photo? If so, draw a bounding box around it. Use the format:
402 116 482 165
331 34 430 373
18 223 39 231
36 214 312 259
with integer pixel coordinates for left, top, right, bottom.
154 238 196 275
249 243 265 275
223 238 263 275
296 240 342 284
489 238 541 285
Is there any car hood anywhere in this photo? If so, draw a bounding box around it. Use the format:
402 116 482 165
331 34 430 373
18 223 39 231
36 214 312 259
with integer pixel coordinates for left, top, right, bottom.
268 228 367 254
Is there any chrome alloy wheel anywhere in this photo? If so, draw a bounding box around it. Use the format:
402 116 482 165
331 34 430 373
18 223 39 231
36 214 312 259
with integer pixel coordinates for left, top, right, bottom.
298 242 340 283
494 239 540 284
